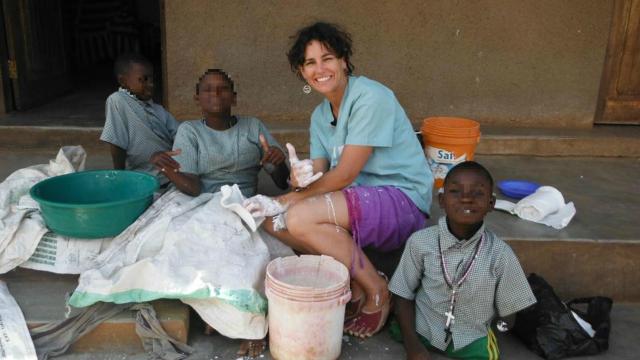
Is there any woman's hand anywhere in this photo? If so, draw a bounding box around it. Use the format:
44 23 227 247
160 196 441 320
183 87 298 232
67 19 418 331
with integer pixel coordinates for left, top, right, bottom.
286 143 323 188
150 149 181 174
243 195 288 217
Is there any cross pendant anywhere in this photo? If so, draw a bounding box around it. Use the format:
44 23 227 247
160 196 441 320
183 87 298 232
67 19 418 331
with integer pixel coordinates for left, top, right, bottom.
445 310 455 328
444 288 456 342
445 289 456 328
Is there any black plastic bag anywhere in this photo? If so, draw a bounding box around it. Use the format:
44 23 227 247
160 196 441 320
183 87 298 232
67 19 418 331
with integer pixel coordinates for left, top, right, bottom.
513 273 613 360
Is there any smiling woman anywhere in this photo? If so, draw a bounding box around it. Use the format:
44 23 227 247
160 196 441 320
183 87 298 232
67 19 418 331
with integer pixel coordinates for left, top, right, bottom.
247 22 435 339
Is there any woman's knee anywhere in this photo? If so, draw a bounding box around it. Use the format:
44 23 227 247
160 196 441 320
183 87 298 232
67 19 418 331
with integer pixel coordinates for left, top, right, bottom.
285 192 351 239
285 206 310 239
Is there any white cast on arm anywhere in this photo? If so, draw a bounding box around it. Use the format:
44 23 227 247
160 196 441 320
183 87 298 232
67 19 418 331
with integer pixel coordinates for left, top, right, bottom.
286 143 323 188
243 195 288 218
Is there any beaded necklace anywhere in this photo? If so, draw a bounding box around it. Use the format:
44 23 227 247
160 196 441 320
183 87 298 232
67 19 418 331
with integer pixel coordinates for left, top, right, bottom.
438 233 484 343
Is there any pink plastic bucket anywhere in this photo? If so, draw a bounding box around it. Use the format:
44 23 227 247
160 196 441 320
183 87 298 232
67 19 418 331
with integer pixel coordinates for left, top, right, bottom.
266 255 351 360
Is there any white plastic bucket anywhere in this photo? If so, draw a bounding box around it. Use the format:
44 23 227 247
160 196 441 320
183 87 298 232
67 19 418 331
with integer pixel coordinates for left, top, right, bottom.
266 255 351 360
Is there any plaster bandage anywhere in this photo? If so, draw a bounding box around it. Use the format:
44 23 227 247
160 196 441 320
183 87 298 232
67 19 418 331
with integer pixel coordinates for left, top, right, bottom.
243 195 288 218
273 213 287 231
287 143 323 187
324 193 341 233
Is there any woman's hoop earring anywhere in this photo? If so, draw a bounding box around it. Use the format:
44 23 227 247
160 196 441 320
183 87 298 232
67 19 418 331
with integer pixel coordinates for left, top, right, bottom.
302 84 312 94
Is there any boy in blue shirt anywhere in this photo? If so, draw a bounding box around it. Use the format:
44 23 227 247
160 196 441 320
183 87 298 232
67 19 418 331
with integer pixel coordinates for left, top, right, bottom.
389 161 536 359
100 53 179 184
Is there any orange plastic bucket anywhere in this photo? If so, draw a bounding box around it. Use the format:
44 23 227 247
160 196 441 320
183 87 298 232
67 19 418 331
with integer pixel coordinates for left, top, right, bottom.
421 117 481 188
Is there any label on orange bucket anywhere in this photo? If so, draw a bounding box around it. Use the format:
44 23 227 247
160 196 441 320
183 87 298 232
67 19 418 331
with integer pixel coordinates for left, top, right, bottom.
425 146 467 184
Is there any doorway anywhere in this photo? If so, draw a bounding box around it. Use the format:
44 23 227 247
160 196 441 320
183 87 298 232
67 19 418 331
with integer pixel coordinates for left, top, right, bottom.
0 0 163 126
595 0 640 124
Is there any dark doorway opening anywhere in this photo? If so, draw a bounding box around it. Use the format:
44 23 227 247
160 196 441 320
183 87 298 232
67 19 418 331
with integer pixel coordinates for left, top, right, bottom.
0 0 163 127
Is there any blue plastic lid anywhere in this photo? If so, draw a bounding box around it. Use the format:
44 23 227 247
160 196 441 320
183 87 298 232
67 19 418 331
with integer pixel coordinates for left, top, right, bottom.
497 180 541 200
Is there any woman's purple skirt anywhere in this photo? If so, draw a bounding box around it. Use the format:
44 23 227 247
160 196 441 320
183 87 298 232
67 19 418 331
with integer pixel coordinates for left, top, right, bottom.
343 185 427 253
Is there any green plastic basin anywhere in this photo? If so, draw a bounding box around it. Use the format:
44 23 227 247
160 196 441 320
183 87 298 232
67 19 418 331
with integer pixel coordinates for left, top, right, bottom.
30 170 158 238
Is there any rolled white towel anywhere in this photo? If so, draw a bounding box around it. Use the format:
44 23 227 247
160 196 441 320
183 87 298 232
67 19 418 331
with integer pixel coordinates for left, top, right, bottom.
514 186 565 222
495 185 576 229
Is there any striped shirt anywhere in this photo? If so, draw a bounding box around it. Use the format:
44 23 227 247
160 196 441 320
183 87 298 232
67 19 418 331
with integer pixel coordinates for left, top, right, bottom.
172 116 281 197
100 88 179 184
389 216 536 351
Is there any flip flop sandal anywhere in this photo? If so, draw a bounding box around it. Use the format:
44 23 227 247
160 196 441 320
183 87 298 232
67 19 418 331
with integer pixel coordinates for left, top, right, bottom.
345 293 366 321
344 271 392 337
345 271 389 322
343 298 392 338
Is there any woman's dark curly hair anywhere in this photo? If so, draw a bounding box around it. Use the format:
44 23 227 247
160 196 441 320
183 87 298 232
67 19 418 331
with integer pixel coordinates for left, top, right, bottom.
286 22 354 80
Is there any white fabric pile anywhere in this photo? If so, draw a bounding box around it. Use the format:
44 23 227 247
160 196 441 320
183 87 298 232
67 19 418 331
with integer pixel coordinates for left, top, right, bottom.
495 186 576 229
0 280 37 359
0 147 294 340
0 146 87 274
69 186 293 340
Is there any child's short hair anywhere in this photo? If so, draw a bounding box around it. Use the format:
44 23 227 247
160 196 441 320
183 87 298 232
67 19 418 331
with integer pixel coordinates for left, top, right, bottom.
113 53 152 79
286 22 354 80
444 161 494 188
195 69 235 94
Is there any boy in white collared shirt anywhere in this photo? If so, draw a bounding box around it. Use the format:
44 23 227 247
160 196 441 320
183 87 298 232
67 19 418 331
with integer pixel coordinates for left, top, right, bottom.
100 53 179 185
389 161 536 359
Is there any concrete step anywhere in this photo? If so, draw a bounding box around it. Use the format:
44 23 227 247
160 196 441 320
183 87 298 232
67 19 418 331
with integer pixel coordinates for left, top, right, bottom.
1 149 638 302
49 303 640 359
1 123 639 157
0 269 190 353
2 264 634 360
0 149 638 358
470 155 640 302
1 271 637 359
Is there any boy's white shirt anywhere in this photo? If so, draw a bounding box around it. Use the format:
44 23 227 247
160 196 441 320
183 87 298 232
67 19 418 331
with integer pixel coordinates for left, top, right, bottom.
388 217 536 351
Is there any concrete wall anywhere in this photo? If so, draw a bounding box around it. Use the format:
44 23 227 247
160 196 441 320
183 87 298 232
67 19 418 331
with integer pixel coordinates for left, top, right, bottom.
163 0 613 128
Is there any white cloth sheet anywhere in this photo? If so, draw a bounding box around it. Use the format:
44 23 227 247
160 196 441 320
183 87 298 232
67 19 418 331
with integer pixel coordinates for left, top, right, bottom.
0 280 37 359
0 146 86 274
495 186 576 229
70 185 293 340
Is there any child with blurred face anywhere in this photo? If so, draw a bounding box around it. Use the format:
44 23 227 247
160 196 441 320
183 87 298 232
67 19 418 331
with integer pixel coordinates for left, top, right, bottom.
150 69 290 357
152 69 289 198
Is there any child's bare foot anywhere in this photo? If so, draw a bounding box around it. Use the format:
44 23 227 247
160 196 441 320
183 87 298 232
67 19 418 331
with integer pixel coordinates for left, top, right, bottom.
237 338 267 358
203 324 217 335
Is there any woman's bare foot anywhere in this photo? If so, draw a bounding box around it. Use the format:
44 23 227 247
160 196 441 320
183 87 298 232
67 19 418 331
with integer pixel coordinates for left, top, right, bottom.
237 338 267 358
360 272 391 313
344 273 391 338
345 281 365 320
